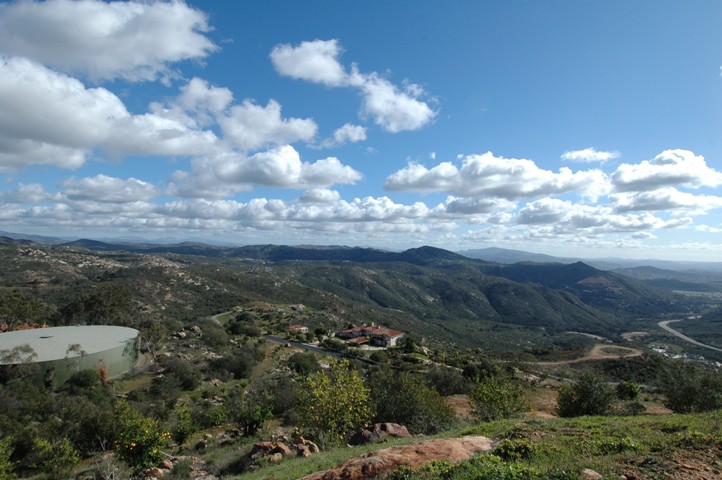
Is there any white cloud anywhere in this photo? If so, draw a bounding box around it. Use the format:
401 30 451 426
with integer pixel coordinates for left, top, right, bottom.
219 99 317 151
612 149 722 192
357 73 436 133
561 147 620 163
0 0 217 82
152 77 233 128
271 39 437 132
104 113 218 157
0 183 49 203
331 123 367 146
0 56 127 148
270 39 347 86
516 197 692 234
385 152 610 200
611 187 722 215
61 175 159 203
0 57 218 170
299 188 341 203
0 138 87 172
431 196 515 218
169 145 363 198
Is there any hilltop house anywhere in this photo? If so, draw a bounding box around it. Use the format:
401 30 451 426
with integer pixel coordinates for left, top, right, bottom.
338 324 404 348
288 324 309 334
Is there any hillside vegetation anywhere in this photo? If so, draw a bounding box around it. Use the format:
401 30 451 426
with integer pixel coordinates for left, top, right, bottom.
1 238 721 479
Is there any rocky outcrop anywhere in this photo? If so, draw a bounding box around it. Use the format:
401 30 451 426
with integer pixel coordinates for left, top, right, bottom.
243 435 321 471
348 422 413 445
301 435 493 480
141 455 217 480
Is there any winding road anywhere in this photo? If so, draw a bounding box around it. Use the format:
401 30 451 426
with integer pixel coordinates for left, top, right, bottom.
658 319 722 353
534 343 643 366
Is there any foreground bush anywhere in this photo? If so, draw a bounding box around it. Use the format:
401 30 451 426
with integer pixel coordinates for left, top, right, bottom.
557 373 614 417
114 401 169 473
369 367 455 434
658 360 722 413
469 374 527 422
297 360 373 447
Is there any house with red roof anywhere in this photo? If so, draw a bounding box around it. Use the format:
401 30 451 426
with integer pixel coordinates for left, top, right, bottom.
337 324 404 348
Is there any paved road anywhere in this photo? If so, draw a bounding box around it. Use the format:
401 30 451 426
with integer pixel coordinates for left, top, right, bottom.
264 335 344 358
658 319 722 353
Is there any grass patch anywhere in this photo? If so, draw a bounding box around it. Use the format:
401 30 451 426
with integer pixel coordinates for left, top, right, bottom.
450 411 722 479
222 436 421 480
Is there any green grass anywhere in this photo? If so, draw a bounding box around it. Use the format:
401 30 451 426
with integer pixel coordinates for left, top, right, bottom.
201 412 722 480
455 412 722 479
221 435 421 480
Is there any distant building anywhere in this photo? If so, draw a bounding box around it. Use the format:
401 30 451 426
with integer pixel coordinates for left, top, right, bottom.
338 324 404 348
290 304 306 311
288 325 309 334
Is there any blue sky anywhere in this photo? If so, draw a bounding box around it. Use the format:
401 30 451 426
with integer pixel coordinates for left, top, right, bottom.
1 0 721 261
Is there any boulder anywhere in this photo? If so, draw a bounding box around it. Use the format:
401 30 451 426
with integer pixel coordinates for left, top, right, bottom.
581 469 603 480
270 442 294 457
349 423 412 445
301 436 493 480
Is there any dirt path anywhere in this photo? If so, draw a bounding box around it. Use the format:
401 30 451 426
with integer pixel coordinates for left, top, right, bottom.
658 319 722 353
535 343 643 366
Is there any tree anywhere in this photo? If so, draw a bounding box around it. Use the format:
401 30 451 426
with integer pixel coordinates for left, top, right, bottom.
288 351 321 376
297 359 373 446
0 437 14 480
556 372 615 417
616 380 641 401
469 373 527 422
425 366 471 396
0 292 52 330
658 360 722 413
30 436 80 480
369 367 455 434
114 401 169 473
171 402 196 445
0 344 38 383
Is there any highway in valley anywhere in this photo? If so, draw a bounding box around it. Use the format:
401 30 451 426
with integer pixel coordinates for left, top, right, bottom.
658 319 722 353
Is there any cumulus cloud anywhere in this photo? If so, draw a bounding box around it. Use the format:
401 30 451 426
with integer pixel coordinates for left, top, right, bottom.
385 152 610 200
270 39 347 86
357 74 437 132
299 188 342 203
219 99 317 151
610 187 722 215
517 197 692 234
561 147 620 163
0 0 217 82
169 145 363 198
0 139 86 172
0 57 218 169
0 183 50 203
271 39 436 132
153 77 233 128
0 56 127 148
319 123 367 147
612 149 722 192
61 175 159 203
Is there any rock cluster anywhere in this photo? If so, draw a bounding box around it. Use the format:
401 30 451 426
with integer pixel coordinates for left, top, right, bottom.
348 422 413 445
141 455 216 480
247 434 321 467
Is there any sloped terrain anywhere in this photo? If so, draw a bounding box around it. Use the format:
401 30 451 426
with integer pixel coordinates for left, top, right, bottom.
0 240 686 350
